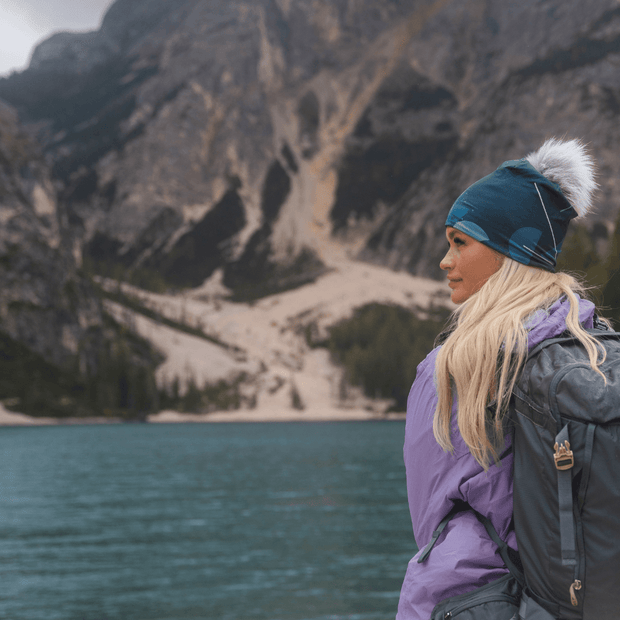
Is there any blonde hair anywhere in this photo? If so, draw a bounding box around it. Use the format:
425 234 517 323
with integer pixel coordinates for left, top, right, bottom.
434 256 607 470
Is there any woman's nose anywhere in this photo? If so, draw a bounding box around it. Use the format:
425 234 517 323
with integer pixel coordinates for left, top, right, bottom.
440 250 453 271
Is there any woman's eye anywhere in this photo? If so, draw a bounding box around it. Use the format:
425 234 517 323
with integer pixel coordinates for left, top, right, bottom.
453 237 464 246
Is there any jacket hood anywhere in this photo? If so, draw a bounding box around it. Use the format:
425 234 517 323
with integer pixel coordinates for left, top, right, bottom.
525 294 595 349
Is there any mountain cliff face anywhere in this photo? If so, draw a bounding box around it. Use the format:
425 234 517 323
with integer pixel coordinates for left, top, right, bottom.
0 101 164 417
1 0 619 297
0 99 98 369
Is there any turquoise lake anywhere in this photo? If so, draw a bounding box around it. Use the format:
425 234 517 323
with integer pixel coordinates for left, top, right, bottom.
0 421 417 620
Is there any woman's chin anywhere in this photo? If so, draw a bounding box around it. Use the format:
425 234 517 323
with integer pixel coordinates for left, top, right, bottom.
450 289 467 304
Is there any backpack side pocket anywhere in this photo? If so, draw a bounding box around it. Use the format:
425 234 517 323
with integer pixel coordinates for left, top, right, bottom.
430 573 521 620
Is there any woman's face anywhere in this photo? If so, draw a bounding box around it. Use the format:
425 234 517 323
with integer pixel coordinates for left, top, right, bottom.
440 227 503 304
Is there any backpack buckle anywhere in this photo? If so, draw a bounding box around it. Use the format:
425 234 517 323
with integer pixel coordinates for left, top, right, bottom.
554 441 574 470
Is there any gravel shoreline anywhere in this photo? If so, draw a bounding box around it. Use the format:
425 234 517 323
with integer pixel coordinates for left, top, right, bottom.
0 404 405 426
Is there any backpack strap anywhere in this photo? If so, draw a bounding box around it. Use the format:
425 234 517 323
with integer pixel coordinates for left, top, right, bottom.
472 510 525 587
554 421 597 567
555 424 577 567
417 504 525 587
526 327 620 362
416 503 464 563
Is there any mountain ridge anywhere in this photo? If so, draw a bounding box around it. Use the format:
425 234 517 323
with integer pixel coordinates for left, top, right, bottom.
10 0 620 295
2 0 620 417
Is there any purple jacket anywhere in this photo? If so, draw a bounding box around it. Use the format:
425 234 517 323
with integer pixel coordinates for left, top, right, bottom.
396 296 595 620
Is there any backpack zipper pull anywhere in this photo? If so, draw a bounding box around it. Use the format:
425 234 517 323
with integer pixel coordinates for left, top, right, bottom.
570 580 582 606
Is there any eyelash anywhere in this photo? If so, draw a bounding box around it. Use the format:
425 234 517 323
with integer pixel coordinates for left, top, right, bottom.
452 237 464 246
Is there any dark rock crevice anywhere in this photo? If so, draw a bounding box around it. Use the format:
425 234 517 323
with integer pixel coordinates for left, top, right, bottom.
140 188 246 289
514 21 620 82
261 160 291 223
331 136 458 230
223 157 325 300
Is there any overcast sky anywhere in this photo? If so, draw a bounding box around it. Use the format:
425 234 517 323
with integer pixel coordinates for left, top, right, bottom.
0 0 116 76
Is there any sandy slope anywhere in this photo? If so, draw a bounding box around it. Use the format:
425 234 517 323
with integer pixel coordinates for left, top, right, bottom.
104 300 261 391
1 261 450 426
106 260 451 420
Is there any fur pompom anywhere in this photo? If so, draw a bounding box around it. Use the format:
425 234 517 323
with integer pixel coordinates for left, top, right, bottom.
525 138 597 217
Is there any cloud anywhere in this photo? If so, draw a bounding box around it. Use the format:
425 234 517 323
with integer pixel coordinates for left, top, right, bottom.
0 0 115 76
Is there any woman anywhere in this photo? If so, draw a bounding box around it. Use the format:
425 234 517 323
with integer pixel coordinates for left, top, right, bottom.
396 138 607 620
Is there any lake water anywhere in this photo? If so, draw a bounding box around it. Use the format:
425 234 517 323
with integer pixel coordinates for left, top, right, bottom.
0 421 416 620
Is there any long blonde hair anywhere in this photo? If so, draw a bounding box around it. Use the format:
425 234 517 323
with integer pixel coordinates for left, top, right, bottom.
434 256 608 469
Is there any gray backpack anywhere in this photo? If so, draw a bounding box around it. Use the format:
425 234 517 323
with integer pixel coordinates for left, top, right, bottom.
511 318 620 619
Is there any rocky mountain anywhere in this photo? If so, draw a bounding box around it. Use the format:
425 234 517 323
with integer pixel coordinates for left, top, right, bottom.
0 99 96 369
0 100 163 417
2 0 620 419
2 0 619 301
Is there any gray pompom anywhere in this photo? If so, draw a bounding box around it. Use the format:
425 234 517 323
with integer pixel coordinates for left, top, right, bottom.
525 138 597 217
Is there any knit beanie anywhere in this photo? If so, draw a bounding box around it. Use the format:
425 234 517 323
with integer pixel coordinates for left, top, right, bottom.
445 139 597 272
